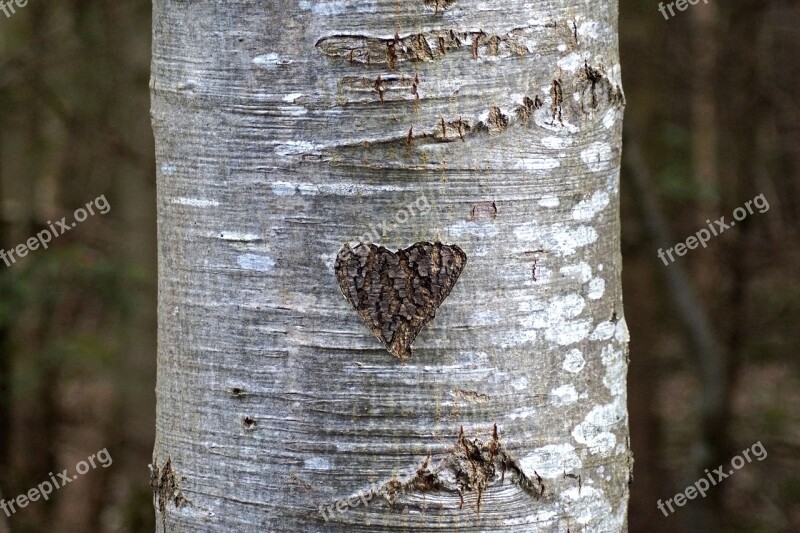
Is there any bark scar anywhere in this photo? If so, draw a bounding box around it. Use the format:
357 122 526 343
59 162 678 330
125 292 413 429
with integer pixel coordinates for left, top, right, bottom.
315 28 529 67
150 456 189 529
335 242 467 361
424 0 456 13
374 425 544 514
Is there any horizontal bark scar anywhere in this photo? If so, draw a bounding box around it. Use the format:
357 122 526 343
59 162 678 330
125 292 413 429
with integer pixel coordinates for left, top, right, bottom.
423 0 456 14
315 28 529 68
337 74 422 104
452 388 491 402
380 425 544 514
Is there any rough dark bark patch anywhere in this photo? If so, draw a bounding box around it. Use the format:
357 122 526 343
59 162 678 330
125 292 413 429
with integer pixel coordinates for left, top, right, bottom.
150 457 188 529
335 242 467 360
380 425 544 513
469 201 498 221
423 0 456 13
316 28 529 68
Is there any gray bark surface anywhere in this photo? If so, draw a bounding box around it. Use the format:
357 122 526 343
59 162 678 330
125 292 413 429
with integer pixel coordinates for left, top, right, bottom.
152 1 630 531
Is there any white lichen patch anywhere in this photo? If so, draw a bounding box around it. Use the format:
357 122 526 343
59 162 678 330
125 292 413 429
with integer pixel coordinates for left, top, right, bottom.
548 294 585 318
217 232 261 242
571 191 610 221
588 321 615 341
551 384 580 406
587 277 605 300
278 105 307 117
271 181 297 196
607 63 623 87
560 261 592 283
282 93 303 103
320 252 336 274
602 345 627 397
615 316 630 343
600 343 617 365
511 376 530 391
602 108 617 129
580 142 613 173
171 197 219 208
541 136 574 150
253 52 292 68
299 0 372 15
513 222 598 257
514 157 560 171
557 51 584 72
572 399 625 455
578 20 603 41
518 294 591 346
274 140 317 157
304 457 331 470
538 195 561 207
545 319 592 346
559 486 622 529
563 348 586 373
545 224 598 256
517 297 547 315
236 254 275 272
520 443 582 479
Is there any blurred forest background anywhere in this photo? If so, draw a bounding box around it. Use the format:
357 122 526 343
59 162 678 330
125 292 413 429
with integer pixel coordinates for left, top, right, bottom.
0 1 797 532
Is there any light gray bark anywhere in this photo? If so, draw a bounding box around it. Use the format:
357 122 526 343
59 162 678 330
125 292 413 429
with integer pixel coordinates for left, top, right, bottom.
152 1 630 531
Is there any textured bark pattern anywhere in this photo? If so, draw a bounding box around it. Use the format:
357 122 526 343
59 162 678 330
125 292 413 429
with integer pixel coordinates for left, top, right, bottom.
153 0 630 531
373 425 543 513
335 242 467 360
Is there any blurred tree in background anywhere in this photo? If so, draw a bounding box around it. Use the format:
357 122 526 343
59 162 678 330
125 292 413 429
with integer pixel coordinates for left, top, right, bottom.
621 0 800 531
0 0 798 531
0 1 155 531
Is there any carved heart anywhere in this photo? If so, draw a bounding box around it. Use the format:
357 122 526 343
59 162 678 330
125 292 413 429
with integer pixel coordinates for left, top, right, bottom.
335 241 467 360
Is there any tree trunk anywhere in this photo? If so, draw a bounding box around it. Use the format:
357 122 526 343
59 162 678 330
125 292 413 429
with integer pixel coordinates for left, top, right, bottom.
151 1 630 531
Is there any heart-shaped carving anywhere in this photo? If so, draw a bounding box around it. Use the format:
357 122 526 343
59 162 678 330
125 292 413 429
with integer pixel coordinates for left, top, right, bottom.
335 241 467 360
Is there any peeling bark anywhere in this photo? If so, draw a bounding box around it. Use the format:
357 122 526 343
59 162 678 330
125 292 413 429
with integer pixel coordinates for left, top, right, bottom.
152 0 630 531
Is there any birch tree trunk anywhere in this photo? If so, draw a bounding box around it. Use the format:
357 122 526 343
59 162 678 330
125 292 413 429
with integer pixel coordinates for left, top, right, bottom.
151 1 630 531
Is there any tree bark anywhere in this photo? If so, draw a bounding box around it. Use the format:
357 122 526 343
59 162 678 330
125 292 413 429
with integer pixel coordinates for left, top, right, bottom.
152 1 630 531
